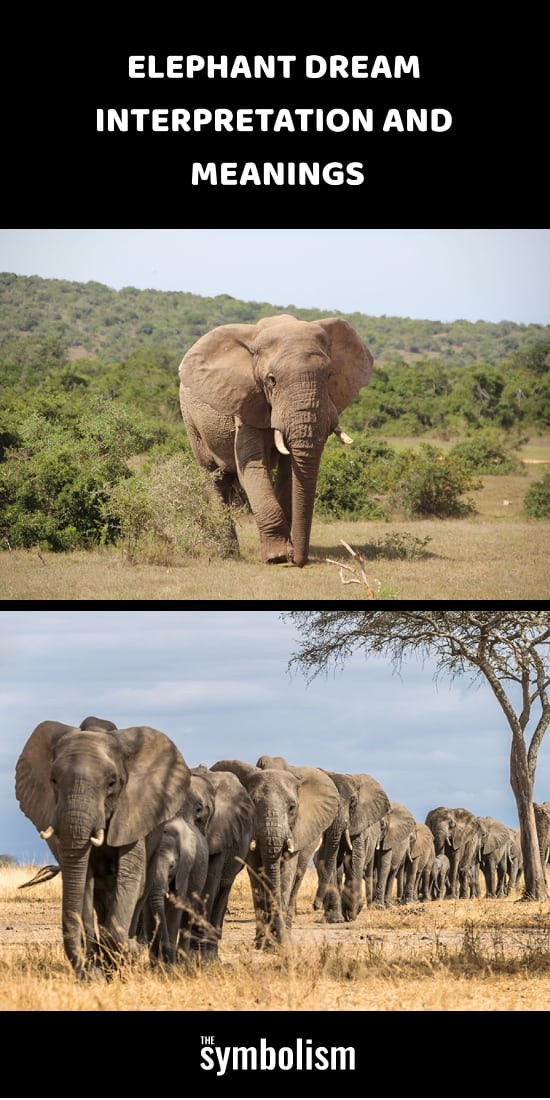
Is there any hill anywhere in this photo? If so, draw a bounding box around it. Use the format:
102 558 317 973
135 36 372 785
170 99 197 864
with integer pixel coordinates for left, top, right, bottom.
1 271 548 367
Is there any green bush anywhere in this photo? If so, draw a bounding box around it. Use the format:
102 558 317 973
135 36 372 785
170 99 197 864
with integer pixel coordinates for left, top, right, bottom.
0 402 156 550
389 445 482 518
449 431 525 475
316 435 393 520
104 455 240 564
523 470 550 518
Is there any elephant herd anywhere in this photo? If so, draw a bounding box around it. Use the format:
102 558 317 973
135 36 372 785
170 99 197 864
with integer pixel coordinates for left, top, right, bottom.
14 718 548 980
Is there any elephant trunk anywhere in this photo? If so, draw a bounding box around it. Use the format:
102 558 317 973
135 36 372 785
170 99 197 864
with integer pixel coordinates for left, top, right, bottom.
58 846 91 978
257 822 286 942
289 448 324 568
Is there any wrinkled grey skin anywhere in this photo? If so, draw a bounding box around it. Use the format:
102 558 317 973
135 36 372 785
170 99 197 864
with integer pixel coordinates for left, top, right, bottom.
425 807 488 899
374 802 417 908
191 765 255 958
213 759 339 947
403 823 436 903
309 769 390 922
15 718 189 979
478 816 510 898
179 314 372 567
430 852 450 899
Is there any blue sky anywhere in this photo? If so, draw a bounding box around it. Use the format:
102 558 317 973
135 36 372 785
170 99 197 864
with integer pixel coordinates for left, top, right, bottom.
1 228 549 325
2 609 547 863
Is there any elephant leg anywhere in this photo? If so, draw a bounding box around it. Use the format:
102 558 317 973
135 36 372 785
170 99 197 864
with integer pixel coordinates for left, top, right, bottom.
374 850 391 908
284 849 309 927
199 853 225 958
235 425 292 563
102 841 146 964
385 866 398 906
273 453 292 529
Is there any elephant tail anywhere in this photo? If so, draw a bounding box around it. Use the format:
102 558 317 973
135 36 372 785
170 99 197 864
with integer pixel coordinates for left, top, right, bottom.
18 864 61 888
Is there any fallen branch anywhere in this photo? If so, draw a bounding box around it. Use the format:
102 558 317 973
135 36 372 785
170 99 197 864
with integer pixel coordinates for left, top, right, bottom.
326 540 378 599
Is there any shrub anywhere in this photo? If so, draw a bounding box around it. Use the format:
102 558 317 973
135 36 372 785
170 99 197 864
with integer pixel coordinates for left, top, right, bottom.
523 470 550 518
104 455 240 564
449 431 525 475
315 435 393 520
389 445 482 518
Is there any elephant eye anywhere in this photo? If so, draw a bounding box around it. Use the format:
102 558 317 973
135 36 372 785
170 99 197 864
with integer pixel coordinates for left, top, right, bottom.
107 775 117 788
267 373 276 387
288 801 296 814
50 776 57 785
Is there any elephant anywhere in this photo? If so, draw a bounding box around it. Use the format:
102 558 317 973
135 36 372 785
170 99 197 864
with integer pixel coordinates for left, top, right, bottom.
212 758 339 947
307 769 390 922
534 802 550 877
505 826 523 893
429 852 450 899
374 802 417 908
425 806 488 899
478 816 510 898
15 719 190 978
190 764 255 958
143 813 209 964
178 313 373 567
402 822 436 903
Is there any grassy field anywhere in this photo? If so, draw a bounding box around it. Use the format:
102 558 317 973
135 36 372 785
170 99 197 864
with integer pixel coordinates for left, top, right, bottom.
1 864 549 1011
1 464 549 601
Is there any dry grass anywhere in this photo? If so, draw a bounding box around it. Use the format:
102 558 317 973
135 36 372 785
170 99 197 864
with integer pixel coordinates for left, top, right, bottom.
1 458 549 601
1 865 550 1011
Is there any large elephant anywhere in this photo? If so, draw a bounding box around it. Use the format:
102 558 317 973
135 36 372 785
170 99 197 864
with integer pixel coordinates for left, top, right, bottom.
191 764 255 958
308 770 390 922
15 719 190 978
374 802 417 907
212 758 339 946
425 806 487 899
178 314 373 566
478 816 510 898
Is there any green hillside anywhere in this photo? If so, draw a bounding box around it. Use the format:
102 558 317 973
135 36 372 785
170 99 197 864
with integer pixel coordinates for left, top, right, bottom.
1 271 548 366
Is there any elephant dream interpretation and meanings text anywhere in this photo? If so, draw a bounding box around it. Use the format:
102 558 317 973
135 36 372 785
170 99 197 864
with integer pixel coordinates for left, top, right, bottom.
178 314 373 566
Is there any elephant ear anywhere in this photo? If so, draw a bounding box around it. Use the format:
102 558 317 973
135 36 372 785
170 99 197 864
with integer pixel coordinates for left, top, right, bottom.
319 317 374 413
210 759 259 791
348 774 391 834
292 767 339 852
204 770 254 856
79 716 118 732
179 322 270 428
107 727 190 847
15 721 75 833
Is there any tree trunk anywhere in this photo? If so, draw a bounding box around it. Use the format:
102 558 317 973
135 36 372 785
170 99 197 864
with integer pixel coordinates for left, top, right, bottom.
510 730 548 900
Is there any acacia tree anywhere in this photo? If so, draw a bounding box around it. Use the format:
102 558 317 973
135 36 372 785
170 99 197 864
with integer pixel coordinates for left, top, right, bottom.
285 610 550 901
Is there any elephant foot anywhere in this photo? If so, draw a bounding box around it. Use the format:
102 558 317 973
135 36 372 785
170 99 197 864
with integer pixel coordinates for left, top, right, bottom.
260 536 293 564
324 911 345 924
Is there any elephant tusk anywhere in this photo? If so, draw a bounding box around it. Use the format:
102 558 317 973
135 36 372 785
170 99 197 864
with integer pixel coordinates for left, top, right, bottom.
344 828 352 853
285 837 294 854
90 828 105 848
40 825 55 840
274 429 290 455
249 839 257 852
334 426 354 445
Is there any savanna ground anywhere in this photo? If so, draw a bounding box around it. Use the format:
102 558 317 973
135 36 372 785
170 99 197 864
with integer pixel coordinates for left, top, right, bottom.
1 463 550 602
1 864 549 1011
